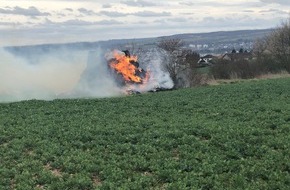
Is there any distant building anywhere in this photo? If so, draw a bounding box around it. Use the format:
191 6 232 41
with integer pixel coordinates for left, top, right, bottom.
198 54 216 66
196 44 203 49
222 51 253 61
188 44 194 48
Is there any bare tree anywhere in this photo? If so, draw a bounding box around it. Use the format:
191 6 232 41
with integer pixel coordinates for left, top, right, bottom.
266 17 290 71
253 37 268 57
157 38 184 53
252 17 290 73
157 38 184 87
157 38 201 88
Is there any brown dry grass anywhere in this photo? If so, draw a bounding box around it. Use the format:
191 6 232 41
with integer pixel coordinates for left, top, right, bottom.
44 163 62 177
92 174 102 187
207 71 290 86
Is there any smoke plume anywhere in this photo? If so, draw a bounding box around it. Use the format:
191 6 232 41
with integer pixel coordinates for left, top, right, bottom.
125 48 174 92
0 47 173 102
0 48 97 102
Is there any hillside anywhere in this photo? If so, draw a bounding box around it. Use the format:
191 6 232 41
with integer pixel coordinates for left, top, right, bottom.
167 29 272 43
5 28 272 57
0 78 289 189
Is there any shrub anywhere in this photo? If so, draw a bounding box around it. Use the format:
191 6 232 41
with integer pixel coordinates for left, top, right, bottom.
210 59 232 79
254 17 290 73
210 57 288 80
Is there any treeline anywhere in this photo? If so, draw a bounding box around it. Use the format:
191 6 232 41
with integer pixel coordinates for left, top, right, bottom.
157 17 290 88
211 17 290 80
125 18 289 88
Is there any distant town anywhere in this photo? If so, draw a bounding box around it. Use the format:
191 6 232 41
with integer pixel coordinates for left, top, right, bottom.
186 41 254 55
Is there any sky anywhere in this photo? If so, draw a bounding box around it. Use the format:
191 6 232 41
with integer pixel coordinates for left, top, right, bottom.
0 0 289 47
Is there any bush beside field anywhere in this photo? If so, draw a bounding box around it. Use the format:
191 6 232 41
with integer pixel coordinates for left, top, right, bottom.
1 78 290 189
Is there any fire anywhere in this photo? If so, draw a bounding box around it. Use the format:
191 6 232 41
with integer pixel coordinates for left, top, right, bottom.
109 51 146 83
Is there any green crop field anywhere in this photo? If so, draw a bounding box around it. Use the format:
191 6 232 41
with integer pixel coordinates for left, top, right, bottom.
1 78 290 190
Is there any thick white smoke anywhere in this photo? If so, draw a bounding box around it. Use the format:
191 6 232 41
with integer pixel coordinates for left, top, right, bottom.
0 47 121 102
72 49 122 98
124 48 174 92
0 46 173 102
0 48 87 102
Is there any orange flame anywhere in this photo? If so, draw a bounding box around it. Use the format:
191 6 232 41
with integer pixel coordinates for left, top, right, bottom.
110 51 143 83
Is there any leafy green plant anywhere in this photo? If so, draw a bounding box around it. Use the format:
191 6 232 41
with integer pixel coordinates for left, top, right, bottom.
1 78 290 189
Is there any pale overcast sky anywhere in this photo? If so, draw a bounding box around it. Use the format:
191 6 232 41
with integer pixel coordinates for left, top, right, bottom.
0 0 289 47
